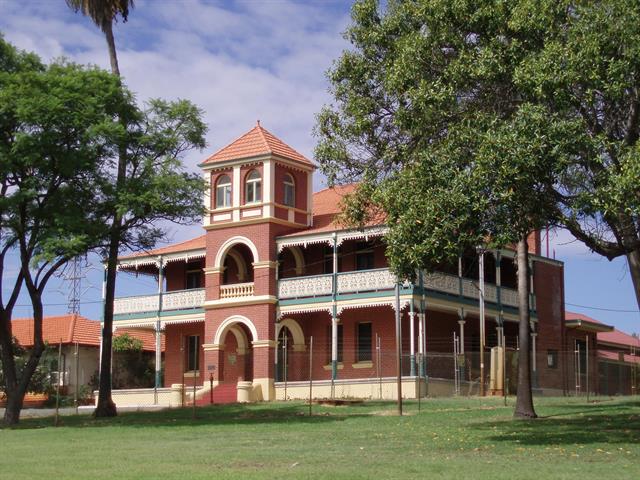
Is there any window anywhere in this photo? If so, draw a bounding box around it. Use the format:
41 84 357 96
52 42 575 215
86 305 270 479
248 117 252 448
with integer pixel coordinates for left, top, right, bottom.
283 173 295 207
186 335 200 372
215 175 232 208
326 324 343 363
357 323 372 362
245 170 262 204
355 241 375 271
547 349 558 369
186 269 201 289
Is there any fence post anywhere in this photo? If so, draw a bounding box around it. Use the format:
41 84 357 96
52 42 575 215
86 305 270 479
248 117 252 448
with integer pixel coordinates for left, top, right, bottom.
308 336 313 416
54 339 62 427
74 341 79 415
376 334 382 400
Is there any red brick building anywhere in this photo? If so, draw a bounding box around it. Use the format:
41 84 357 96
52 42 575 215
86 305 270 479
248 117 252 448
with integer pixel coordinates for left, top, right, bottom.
112 123 569 402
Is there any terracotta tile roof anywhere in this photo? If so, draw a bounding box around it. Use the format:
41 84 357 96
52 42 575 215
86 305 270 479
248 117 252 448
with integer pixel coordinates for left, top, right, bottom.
11 314 101 348
565 311 614 333
119 235 206 261
282 184 385 237
115 328 165 353
202 122 314 166
598 349 640 364
598 328 640 349
11 316 164 352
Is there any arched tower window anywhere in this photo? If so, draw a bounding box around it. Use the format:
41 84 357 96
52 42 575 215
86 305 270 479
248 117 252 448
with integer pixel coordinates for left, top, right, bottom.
245 170 262 204
283 173 295 207
216 174 232 208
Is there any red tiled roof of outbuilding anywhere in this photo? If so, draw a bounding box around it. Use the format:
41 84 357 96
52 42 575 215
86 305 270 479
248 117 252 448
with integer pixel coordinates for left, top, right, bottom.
202 122 314 166
11 314 101 347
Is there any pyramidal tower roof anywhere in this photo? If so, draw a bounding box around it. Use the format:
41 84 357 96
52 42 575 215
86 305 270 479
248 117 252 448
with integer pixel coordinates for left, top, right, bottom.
202 121 314 166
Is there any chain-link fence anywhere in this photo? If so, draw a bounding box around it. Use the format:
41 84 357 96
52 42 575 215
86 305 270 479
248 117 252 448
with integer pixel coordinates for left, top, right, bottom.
274 336 640 401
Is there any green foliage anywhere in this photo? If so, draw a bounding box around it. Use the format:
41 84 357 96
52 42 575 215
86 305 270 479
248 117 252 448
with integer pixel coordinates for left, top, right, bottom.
315 0 640 288
112 333 143 352
0 338 54 395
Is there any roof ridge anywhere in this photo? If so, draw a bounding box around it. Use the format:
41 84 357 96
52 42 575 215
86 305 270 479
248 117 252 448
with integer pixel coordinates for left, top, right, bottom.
203 126 262 163
255 124 272 153
68 314 77 343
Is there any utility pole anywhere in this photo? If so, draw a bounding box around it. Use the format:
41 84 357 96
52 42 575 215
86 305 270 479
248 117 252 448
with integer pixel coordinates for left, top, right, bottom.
395 281 403 416
478 247 486 396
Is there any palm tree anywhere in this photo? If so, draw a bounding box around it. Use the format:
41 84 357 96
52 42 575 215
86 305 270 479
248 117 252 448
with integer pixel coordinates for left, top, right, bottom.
66 0 134 76
67 0 134 417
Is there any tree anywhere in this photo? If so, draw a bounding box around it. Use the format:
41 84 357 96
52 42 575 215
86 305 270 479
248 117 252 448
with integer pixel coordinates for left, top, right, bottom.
0 36 206 424
318 0 640 310
0 36 130 425
314 0 595 418
65 0 134 76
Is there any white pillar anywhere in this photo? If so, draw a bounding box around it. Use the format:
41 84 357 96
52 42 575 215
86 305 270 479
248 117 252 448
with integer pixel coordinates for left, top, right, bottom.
409 307 416 376
155 257 164 391
458 319 466 354
331 317 338 380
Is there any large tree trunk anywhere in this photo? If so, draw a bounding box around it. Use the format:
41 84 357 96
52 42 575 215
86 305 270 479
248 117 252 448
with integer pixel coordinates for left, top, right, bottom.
103 21 120 77
514 236 537 420
2 298 46 426
93 19 125 418
626 249 640 312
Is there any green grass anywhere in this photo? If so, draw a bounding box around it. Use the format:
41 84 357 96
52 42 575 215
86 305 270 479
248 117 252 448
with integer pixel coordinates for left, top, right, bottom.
1 396 639 479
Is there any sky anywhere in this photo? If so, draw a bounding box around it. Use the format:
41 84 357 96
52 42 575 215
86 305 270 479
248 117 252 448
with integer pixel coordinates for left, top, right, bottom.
0 0 638 334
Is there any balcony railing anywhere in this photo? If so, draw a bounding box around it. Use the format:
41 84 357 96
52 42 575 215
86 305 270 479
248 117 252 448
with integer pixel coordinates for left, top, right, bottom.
278 274 333 299
220 282 254 299
277 268 523 308
113 288 205 316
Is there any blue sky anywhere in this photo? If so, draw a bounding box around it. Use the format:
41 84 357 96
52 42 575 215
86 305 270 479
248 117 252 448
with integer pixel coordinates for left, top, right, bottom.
0 0 638 334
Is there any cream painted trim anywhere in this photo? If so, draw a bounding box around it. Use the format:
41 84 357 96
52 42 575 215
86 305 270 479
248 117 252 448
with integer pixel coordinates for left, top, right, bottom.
183 371 200 378
201 154 272 172
352 361 374 369
213 315 259 344
202 343 224 352
292 344 306 352
252 340 276 348
213 213 232 222
204 267 223 275
272 156 315 173
264 159 273 217
203 171 211 227
272 202 309 215
203 295 277 309
252 260 278 269
323 363 344 371
276 318 306 346
204 216 307 230
214 236 259 268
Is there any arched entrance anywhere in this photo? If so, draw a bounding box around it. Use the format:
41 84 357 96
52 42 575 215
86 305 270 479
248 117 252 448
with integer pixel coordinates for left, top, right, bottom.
214 316 259 384
276 319 306 382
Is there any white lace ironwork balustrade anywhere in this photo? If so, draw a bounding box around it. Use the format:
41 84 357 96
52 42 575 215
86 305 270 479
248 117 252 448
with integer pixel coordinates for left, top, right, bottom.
501 288 519 307
220 282 254 299
278 275 333 299
113 294 159 315
424 272 460 295
484 284 497 303
337 269 396 294
161 288 205 311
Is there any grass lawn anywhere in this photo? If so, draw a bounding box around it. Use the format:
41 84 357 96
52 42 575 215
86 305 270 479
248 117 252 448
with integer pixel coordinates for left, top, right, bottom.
1 396 638 479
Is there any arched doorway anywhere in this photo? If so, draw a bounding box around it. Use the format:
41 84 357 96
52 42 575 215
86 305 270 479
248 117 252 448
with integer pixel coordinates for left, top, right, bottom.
276 319 306 382
214 316 259 385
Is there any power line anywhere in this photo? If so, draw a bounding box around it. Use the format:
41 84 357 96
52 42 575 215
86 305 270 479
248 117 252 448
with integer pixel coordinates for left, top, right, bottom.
565 302 639 314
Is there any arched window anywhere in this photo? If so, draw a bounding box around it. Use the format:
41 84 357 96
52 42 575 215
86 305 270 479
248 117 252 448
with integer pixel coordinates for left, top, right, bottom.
245 170 262 204
283 173 295 207
215 174 232 208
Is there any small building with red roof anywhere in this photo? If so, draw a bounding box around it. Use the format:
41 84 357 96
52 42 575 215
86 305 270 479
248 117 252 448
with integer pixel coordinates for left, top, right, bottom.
10 315 164 394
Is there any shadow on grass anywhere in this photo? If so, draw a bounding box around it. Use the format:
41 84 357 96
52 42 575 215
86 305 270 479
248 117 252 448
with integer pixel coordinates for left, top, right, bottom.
477 400 640 446
4 401 379 431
